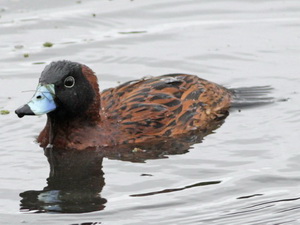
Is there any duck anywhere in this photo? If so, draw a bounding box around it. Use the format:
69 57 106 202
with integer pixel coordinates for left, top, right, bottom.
15 60 271 150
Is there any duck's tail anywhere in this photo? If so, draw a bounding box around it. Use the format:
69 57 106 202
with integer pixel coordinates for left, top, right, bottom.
229 86 275 109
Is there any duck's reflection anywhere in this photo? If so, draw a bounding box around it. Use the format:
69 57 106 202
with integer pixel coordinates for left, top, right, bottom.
20 148 106 213
19 124 223 213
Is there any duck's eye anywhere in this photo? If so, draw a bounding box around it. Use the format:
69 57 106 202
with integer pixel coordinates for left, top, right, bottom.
64 76 75 88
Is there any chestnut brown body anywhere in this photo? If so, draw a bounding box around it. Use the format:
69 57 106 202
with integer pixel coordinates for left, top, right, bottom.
16 61 271 150
34 62 232 150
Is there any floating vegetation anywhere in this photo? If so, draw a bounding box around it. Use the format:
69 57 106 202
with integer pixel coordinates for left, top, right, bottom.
15 45 24 49
23 53 29 58
33 62 46 65
43 42 53 48
0 110 10 115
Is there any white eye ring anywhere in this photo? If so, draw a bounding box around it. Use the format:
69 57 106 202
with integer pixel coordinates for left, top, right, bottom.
64 76 75 88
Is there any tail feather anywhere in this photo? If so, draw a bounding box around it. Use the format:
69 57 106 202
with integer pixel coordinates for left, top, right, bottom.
230 86 275 109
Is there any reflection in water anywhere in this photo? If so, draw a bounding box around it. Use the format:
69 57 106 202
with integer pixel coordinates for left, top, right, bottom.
19 120 224 213
20 149 106 213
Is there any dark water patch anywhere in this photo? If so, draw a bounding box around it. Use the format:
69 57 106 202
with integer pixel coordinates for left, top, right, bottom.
118 31 147 34
237 194 263 199
130 180 221 197
243 196 300 210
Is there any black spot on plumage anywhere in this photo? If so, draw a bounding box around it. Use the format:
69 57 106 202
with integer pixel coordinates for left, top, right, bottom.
185 78 194 83
152 80 183 90
129 103 146 110
163 99 181 107
211 96 224 107
165 81 183 87
135 108 148 113
185 89 203 100
106 100 115 109
154 117 165 121
153 122 164 129
151 93 173 101
174 92 183 98
129 97 145 103
169 114 176 119
167 120 176 127
127 92 148 100
151 105 167 112
106 94 113 100
138 88 151 93
125 87 134 92
173 105 183 114
123 121 138 126
117 92 125 97
163 129 172 136
144 120 152 127
152 82 169 90
120 105 127 110
129 103 166 112
122 114 133 120
179 111 195 123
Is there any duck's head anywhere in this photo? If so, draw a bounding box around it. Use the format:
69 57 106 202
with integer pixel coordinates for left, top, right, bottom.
15 61 100 120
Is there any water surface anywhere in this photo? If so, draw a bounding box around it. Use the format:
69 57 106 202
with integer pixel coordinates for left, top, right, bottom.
1 0 300 224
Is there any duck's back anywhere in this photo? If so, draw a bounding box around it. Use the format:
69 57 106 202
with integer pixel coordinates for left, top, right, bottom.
101 74 232 144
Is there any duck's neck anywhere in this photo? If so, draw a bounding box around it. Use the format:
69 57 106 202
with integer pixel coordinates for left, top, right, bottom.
39 112 105 150
38 93 105 150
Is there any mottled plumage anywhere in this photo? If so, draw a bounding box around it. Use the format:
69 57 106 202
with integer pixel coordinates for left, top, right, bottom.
15 61 272 150
101 74 231 144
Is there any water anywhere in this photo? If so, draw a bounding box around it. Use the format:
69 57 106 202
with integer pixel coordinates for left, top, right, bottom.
1 0 300 224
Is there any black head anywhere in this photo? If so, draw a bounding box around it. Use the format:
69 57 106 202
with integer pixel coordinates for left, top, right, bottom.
15 60 97 119
42 61 97 118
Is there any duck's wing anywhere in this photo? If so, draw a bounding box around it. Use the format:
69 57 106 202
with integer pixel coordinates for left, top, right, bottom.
101 74 232 142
